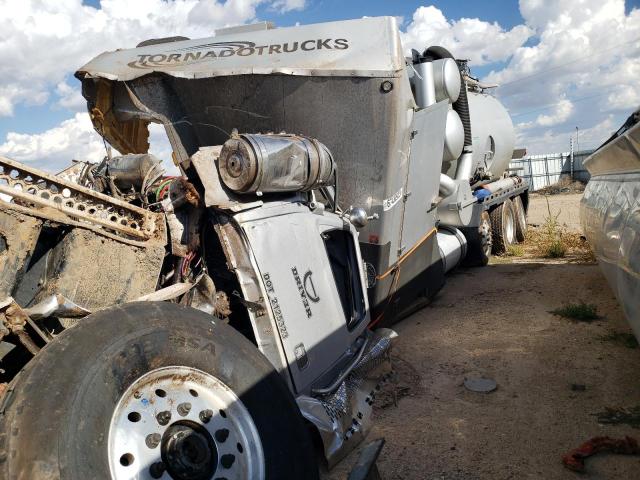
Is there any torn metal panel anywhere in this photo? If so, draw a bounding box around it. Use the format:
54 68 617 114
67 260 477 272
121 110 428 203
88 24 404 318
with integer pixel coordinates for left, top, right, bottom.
75 17 404 82
24 294 90 321
87 79 150 155
297 328 395 468
213 217 291 387
0 209 42 298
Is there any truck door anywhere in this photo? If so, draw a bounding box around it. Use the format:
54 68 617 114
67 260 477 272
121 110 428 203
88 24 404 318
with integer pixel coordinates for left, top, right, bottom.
237 206 369 394
399 101 448 253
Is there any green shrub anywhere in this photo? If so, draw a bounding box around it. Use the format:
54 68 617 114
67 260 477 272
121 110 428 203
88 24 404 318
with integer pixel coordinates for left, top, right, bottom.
504 244 525 257
545 239 567 258
551 302 599 321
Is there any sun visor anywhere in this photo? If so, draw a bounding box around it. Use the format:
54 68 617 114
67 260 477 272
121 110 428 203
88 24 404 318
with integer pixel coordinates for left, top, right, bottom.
75 16 404 81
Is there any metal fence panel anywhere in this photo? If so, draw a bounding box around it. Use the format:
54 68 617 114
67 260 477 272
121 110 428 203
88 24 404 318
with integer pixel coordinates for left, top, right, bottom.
509 149 593 191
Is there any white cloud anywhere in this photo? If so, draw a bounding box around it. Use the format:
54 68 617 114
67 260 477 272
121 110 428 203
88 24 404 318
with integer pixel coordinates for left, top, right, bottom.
515 115 617 154
1 0 638 169
401 6 533 65
484 0 640 153
535 98 574 127
55 80 87 111
0 113 107 170
0 0 307 172
270 0 306 13
0 0 302 118
0 113 178 173
400 1 639 154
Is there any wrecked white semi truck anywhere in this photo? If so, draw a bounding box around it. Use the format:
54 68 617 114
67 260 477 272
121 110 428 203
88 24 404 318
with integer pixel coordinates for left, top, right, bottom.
0 17 527 479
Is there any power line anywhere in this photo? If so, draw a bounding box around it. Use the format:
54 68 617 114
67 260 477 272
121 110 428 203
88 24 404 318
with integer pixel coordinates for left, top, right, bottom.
510 90 614 118
493 35 640 92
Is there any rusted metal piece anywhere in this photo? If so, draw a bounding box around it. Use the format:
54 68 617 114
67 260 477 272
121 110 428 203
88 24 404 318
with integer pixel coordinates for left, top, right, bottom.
0 201 152 248
1 298 40 355
0 156 160 243
89 79 151 156
562 436 640 472
161 179 203 258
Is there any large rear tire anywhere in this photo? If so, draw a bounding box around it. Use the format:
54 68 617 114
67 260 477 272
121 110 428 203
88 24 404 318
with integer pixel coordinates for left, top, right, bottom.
489 199 516 254
512 195 527 242
461 210 492 267
0 302 318 480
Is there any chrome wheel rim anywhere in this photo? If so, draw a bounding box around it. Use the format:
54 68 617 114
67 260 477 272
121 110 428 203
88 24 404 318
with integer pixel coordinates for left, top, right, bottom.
108 366 265 480
505 206 515 244
480 213 492 257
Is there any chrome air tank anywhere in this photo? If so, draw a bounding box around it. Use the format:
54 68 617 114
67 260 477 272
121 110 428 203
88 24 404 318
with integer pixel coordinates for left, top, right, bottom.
218 133 335 193
445 92 515 180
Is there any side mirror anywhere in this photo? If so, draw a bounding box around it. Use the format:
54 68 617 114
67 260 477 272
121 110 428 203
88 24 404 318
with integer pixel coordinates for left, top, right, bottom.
349 207 369 228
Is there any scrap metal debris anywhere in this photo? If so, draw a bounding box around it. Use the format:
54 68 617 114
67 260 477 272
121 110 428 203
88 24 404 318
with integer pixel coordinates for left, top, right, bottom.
24 294 91 321
464 377 497 393
347 438 385 480
593 406 640 429
561 436 640 472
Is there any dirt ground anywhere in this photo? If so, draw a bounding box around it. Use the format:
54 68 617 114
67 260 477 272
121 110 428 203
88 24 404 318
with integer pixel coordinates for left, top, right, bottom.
329 193 640 479
527 193 584 233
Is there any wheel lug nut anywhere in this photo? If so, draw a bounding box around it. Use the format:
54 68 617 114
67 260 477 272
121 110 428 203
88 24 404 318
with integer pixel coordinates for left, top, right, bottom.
177 402 191 416
215 428 230 443
220 454 236 469
156 410 171 426
149 461 165 479
199 409 213 423
145 433 161 449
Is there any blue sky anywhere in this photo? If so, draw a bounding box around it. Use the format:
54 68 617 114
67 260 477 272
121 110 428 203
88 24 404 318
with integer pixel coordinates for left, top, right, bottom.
0 0 638 168
0 0 524 140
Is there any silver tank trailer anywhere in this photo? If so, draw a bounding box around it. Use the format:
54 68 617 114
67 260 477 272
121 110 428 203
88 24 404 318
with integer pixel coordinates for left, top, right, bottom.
442 92 515 180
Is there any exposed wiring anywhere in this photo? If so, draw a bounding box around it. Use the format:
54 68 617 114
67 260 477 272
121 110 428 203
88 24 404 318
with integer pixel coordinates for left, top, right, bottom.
368 266 401 330
180 251 195 279
154 177 177 201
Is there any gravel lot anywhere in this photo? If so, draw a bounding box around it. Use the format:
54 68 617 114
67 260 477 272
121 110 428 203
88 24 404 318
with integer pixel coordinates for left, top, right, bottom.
329 193 640 479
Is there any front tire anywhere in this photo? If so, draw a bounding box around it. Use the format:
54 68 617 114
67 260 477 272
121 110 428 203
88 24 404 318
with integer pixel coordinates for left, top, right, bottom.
0 302 318 480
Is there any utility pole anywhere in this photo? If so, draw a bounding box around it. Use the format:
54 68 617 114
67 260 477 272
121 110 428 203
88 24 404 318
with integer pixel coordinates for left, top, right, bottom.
570 137 574 180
